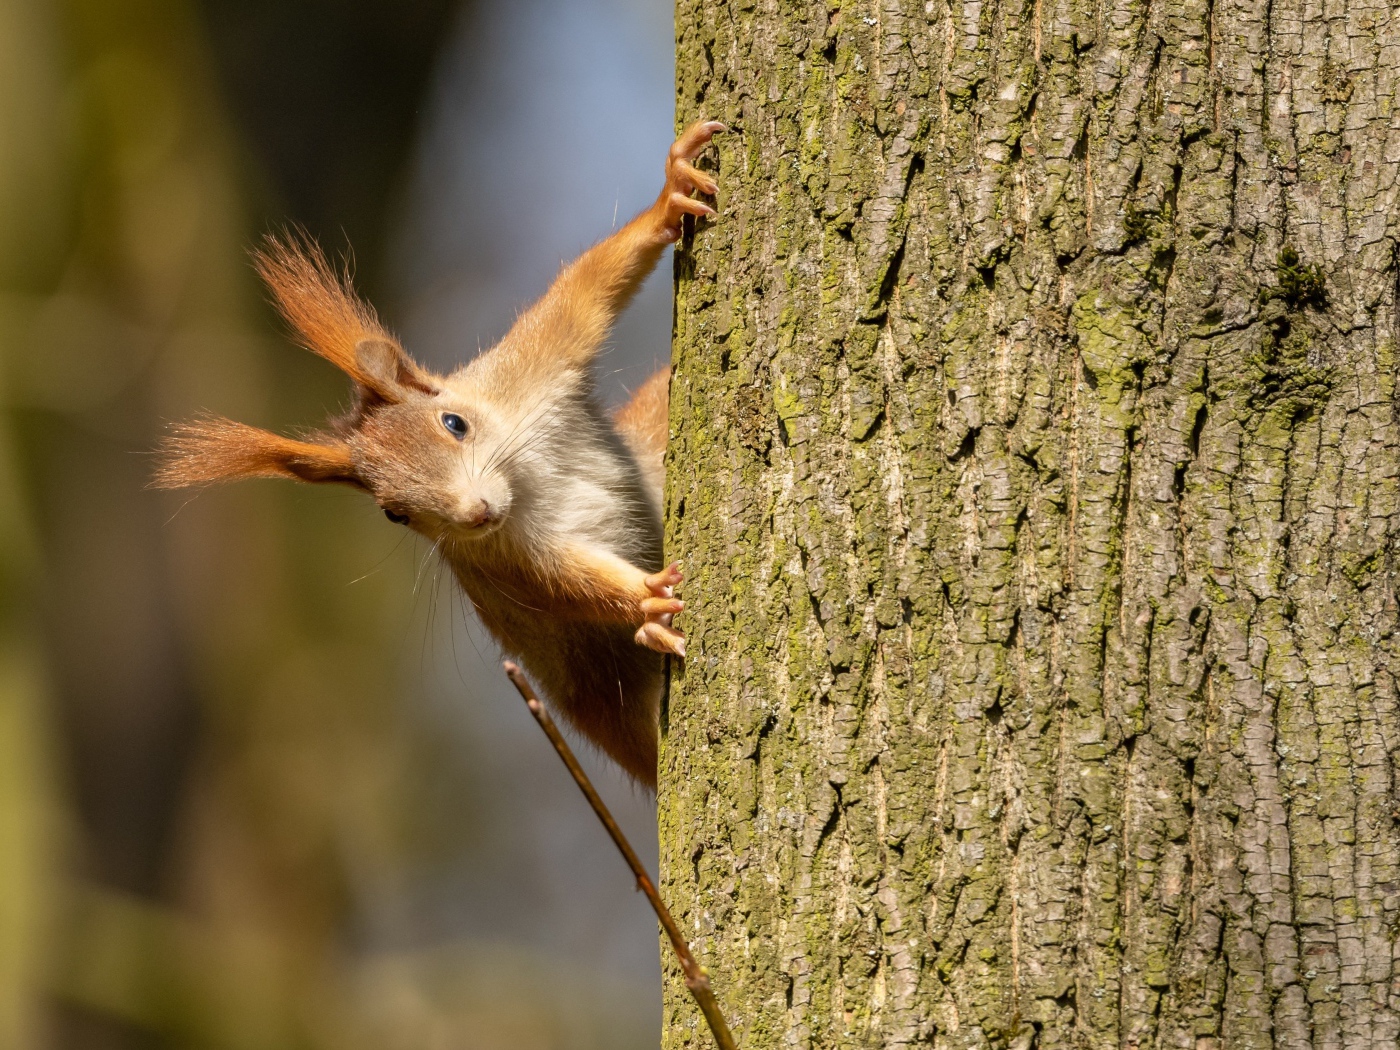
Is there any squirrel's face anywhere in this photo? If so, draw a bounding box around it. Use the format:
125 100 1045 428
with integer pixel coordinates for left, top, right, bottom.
153 237 534 542
353 392 515 541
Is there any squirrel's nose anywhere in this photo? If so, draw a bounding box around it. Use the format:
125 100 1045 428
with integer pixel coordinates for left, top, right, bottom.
457 498 495 528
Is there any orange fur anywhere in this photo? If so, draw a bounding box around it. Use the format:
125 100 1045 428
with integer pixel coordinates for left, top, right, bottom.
480 215 672 396
477 120 721 397
454 561 662 785
154 121 724 789
613 367 669 500
253 234 428 400
154 417 361 488
540 543 654 622
452 542 655 626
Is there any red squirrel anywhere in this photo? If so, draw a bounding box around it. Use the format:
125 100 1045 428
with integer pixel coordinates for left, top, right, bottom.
157 120 724 788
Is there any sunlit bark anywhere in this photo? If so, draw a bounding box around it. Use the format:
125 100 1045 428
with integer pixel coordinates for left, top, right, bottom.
663 2 1400 1047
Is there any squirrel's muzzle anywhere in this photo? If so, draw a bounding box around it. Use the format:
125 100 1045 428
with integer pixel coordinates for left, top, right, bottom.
456 497 501 531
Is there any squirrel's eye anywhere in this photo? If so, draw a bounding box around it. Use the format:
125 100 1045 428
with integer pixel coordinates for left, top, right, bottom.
384 508 410 525
441 412 469 439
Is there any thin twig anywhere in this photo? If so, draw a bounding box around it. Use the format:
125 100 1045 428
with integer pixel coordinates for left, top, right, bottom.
502 662 738 1050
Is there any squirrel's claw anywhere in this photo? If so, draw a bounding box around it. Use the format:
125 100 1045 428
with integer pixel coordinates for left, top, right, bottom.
671 159 719 197
658 120 723 240
637 561 686 658
644 562 684 594
641 596 684 617
670 120 726 161
636 620 687 659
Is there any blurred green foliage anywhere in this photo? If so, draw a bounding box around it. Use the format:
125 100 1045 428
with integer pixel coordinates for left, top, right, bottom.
0 1 656 1047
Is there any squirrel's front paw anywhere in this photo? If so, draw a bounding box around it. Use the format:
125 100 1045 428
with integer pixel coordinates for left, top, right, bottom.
657 120 724 242
635 561 686 658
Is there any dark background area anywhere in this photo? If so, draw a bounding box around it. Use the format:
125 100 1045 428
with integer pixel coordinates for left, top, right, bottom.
198 0 454 285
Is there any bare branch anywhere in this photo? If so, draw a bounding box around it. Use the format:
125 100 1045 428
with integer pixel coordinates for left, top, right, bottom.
502 662 737 1050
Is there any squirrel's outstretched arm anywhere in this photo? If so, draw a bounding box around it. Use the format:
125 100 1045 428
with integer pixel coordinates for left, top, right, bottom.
479 120 722 390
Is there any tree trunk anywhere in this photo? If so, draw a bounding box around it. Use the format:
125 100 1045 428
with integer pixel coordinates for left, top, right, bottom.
661 2 1400 1048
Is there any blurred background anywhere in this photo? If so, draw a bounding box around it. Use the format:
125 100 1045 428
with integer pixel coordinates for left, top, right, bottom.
0 0 675 1046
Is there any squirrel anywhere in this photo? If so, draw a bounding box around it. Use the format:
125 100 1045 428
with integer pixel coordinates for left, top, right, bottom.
156 120 724 789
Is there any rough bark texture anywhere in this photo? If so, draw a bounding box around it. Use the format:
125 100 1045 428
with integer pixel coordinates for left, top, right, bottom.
660 1 1400 1047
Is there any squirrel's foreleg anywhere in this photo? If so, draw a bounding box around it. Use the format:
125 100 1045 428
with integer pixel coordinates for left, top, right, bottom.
486 120 723 387
537 544 686 658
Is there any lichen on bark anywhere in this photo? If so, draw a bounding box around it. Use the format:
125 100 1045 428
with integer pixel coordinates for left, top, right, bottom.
661 0 1400 1048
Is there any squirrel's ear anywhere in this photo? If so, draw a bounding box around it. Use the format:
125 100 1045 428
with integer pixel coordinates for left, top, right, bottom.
253 234 435 403
355 338 437 398
153 417 365 490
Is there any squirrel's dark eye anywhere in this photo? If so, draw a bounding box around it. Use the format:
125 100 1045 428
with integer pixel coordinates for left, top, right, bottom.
441 412 469 439
384 508 410 525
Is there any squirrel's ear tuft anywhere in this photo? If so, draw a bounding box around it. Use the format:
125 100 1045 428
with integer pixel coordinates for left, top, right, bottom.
253 233 434 402
153 417 365 490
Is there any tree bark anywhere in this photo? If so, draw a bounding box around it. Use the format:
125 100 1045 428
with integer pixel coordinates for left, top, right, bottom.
661 2 1400 1048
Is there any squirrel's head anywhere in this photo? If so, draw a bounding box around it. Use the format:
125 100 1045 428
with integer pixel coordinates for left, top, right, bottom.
155 235 516 541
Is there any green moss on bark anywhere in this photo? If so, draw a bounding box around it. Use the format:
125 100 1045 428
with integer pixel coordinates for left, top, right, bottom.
662 2 1400 1048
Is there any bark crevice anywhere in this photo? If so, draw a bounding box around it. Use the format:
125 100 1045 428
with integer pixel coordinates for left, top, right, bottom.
663 0 1400 1046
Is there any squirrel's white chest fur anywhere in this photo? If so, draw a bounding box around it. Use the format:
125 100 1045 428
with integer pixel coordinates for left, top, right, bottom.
461 381 660 568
